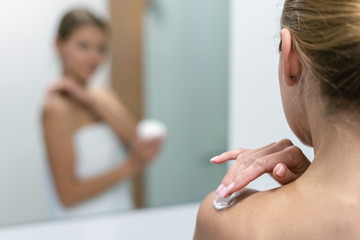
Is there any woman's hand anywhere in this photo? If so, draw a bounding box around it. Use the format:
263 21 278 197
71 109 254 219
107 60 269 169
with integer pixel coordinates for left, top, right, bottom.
211 139 311 198
47 78 92 108
129 136 163 171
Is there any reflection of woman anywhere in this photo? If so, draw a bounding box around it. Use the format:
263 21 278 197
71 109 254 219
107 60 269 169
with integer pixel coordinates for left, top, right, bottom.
195 0 360 239
42 9 161 218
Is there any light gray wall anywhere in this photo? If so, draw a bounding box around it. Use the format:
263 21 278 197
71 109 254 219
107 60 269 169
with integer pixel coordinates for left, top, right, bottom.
229 0 313 191
0 0 109 226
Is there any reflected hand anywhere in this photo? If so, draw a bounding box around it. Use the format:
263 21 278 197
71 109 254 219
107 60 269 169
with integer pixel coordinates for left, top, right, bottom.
130 136 163 170
211 139 311 198
47 78 91 107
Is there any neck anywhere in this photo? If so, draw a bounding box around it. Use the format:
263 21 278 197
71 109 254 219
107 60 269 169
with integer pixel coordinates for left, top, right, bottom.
304 112 360 192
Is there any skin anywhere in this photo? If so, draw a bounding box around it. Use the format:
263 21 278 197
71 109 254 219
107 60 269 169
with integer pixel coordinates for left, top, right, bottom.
194 28 360 239
211 139 311 198
42 24 162 207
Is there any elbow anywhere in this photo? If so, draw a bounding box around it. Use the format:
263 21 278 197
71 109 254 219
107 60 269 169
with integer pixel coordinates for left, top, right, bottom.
60 196 77 208
59 194 77 208
57 188 80 208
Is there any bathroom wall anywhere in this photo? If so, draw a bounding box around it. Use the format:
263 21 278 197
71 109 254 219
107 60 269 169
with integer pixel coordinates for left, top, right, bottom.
0 0 109 226
229 0 313 191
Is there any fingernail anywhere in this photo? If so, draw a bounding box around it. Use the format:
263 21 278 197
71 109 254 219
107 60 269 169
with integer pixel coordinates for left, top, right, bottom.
216 184 225 194
276 165 285 177
227 182 235 192
219 186 229 198
210 156 219 162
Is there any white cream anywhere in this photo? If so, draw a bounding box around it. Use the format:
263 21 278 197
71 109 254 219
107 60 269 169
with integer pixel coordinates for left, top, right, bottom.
137 119 167 140
213 190 244 210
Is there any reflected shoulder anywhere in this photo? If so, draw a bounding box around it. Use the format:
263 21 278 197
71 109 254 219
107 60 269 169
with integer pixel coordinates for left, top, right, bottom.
42 95 72 121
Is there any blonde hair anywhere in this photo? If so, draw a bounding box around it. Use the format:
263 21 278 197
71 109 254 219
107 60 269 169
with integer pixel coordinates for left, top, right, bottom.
281 0 360 113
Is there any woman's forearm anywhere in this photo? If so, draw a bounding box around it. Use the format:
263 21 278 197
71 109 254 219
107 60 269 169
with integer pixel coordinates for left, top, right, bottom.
59 156 141 207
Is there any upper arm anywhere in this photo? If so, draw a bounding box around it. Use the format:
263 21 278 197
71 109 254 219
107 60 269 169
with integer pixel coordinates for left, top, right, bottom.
194 192 227 240
42 99 77 200
90 87 137 144
194 189 259 240
93 87 136 122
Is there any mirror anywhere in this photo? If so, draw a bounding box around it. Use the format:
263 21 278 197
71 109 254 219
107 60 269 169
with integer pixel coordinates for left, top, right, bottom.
0 0 229 227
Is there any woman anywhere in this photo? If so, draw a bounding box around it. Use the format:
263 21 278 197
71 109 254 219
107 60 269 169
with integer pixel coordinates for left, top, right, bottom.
195 0 360 239
42 9 162 218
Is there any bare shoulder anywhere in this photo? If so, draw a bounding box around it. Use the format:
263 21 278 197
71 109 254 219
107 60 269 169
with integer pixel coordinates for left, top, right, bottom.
42 95 73 123
194 188 293 240
194 189 261 240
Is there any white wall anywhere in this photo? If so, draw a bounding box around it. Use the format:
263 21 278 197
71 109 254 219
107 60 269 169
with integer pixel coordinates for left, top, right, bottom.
229 0 313 191
0 0 109 226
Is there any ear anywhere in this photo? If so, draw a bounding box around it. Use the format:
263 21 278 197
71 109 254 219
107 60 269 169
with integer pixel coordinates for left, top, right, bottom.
281 28 301 87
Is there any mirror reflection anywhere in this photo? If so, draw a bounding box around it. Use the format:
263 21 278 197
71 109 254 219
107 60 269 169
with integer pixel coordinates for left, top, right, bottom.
42 8 161 219
0 0 229 227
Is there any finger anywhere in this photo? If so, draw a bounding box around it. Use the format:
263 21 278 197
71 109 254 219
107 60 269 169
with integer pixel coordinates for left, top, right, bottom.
216 161 241 195
212 141 276 165
215 141 284 196
139 136 161 145
284 145 311 173
47 87 65 96
272 163 299 185
52 83 69 92
228 141 283 173
217 140 296 197
145 140 162 152
47 88 57 95
47 84 63 92
220 158 269 198
260 145 310 173
143 139 161 150
150 137 164 144
141 140 161 156
219 140 291 185
211 140 288 165
210 148 249 164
